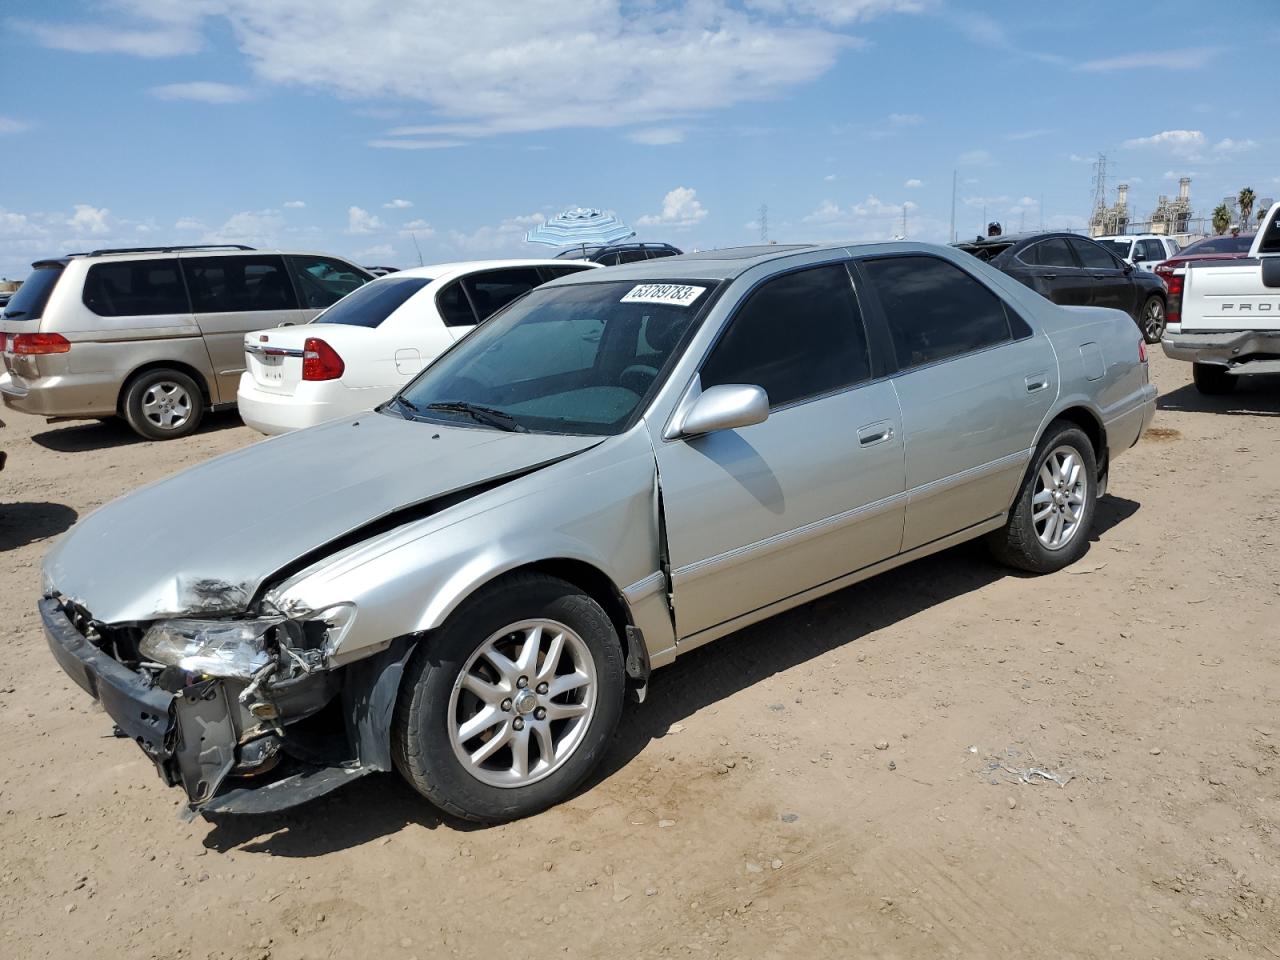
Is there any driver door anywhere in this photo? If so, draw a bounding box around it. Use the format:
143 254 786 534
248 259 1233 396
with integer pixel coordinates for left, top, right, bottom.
648 262 906 641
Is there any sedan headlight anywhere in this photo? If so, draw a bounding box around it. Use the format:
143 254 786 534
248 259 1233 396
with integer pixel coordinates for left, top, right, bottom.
139 618 281 680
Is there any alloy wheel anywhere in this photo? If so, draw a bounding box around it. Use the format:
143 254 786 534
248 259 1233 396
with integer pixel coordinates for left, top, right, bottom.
448 619 597 788
1032 445 1088 550
140 380 193 431
1143 298 1165 341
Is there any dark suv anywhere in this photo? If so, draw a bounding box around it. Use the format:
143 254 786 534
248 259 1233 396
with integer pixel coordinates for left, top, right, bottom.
955 232 1169 343
555 242 682 266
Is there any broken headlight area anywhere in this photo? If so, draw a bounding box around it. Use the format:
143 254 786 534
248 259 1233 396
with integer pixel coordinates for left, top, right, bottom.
44 597 358 813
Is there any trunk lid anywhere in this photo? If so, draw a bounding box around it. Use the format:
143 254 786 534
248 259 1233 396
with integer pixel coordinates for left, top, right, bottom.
1181 261 1280 332
244 323 377 395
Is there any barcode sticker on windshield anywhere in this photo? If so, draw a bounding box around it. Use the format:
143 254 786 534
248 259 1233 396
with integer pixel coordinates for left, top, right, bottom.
620 283 706 307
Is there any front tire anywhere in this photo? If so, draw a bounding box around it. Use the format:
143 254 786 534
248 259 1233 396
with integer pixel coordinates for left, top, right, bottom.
392 573 626 823
1192 362 1236 395
1139 295 1166 344
122 368 205 440
988 422 1097 574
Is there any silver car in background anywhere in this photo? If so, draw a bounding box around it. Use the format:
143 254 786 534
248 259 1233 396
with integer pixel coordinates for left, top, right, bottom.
40 241 1156 822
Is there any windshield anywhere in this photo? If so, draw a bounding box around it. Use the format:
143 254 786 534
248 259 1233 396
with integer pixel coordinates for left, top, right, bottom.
312 276 432 328
1180 234 1254 255
2 264 64 320
393 279 716 435
1098 239 1132 258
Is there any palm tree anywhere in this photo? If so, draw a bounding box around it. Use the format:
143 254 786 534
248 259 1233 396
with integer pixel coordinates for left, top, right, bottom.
1212 203 1231 235
1238 187 1256 226
1260 207 1270 227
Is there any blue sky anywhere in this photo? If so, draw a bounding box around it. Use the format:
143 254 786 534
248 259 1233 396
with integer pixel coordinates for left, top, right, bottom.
1 0 1277 279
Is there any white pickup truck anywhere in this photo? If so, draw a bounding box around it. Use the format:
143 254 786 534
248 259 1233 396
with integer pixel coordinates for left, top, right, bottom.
1161 201 1280 393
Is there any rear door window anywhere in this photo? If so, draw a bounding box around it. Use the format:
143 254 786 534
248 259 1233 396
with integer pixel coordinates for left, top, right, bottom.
700 262 871 408
1069 238 1121 271
861 255 1014 370
312 276 432 328
1020 238 1077 268
286 255 371 309
183 255 298 313
82 259 189 317
617 250 648 264
1139 239 1166 261
538 265 595 282
462 268 543 321
2 264 64 321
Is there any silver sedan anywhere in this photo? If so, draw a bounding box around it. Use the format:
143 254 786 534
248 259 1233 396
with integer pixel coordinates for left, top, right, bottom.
40 241 1156 821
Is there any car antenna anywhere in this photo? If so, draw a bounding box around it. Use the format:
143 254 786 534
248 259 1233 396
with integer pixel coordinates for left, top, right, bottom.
410 231 424 267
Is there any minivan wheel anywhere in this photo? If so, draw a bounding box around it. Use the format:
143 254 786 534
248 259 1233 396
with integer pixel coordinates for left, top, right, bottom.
1192 362 1237 396
393 573 626 823
1140 295 1165 344
987 422 1097 574
122 369 205 440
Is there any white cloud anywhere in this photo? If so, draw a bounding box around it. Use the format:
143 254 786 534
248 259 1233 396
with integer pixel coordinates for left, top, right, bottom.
16 1 927 138
798 195 942 241
1075 47 1220 72
66 204 110 235
174 217 208 230
202 209 284 246
150 81 251 103
400 219 436 237
447 212 546 254
282 200 306 209
888 112 923 126
383 199 414 209
904 178 923 188
353 243 396 261
1122 129 1204 153
1005 128 1052 141
347 206 384 234
745 0 932 25
1212 138 1258 155
0 117 29 134
637 187 708 229
1068 153 1095 163
957 149 994 166
367 138 466 150
626 127 685 146
824 174 837 181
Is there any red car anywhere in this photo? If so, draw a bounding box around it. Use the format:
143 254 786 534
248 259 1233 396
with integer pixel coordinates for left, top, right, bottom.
1154 234 1255 327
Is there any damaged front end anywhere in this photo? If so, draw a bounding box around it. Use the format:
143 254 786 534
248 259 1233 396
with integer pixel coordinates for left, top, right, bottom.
41 595 392 817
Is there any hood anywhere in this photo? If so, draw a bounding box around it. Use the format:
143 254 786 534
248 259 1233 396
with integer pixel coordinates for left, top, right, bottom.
44 413 601 624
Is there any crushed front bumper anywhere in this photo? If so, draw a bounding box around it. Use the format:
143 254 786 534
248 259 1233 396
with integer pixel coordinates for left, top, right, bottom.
41 597 366 815
1161 329 1280 371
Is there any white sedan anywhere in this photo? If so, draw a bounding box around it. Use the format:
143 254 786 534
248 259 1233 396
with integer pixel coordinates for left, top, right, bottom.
236 259 599 435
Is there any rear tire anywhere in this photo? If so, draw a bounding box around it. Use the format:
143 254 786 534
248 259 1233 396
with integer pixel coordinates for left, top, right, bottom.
122 368 205 440
1139 295 1165 344
1192 362 1236 396
988 422 1097 574
392 573 626 823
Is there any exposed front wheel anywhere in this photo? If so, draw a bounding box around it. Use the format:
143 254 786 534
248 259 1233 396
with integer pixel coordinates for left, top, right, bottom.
392 573 625 822
122 369 205 440
1192 362 1236 395
988 422 1097 574
1140 295 1166 344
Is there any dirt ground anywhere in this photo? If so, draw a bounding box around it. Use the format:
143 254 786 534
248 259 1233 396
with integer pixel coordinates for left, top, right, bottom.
1 352 1278 960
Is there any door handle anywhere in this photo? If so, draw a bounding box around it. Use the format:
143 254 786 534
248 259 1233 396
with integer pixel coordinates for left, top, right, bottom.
857 421 894 446
1042 273 1057 280
1025 374 1050 393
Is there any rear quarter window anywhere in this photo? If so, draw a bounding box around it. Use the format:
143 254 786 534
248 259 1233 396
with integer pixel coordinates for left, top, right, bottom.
1 264 64 321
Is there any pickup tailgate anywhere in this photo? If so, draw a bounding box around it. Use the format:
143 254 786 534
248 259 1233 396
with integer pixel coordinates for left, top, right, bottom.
1180 260 1280 332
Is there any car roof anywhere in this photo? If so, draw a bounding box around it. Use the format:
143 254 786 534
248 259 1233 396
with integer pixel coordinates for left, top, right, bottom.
385 259 601 282
956 231 1081 248
1094 234 1169 242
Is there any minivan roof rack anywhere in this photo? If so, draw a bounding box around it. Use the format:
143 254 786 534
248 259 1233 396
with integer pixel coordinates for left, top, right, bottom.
82 244 257 257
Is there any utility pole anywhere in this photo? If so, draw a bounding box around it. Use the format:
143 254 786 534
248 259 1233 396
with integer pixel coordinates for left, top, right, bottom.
949 169 957 243
758 204 769 244
410 231 424 266
1040 193 1045 231
901 204 908 239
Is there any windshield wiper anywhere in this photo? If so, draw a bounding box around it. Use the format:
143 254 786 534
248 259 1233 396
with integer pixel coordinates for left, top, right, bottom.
383 394 421 420
426 400 527 433
2 310 26 319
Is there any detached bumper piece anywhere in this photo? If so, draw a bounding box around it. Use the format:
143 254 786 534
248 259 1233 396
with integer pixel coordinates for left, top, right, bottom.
40 598 361 816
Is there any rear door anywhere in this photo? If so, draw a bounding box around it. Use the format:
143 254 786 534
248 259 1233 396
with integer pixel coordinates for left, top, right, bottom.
858 253 1055 551
1015 237 1092 306
1069 238 1134 315
182 254 308 403
1136 239 1166 271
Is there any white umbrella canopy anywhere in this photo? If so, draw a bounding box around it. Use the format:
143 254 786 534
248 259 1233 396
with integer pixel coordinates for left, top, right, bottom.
525 207 635 248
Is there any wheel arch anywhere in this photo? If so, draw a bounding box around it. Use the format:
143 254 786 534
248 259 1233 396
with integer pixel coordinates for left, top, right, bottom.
117 358 214 415
1016 402 1109 510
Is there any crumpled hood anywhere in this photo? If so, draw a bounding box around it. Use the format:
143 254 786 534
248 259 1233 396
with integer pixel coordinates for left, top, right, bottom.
44 414 600 624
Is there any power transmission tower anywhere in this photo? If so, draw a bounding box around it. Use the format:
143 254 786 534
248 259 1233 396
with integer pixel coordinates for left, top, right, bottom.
758 204 769 243
1090 153 1109 227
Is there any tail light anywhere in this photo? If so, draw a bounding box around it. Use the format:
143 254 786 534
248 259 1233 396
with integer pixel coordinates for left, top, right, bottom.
1164 273 1183 325
10 333 71 355
302 337 344 381
1138 340 1147 363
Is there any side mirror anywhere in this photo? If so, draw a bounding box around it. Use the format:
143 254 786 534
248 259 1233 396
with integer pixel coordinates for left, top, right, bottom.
1131 250 1145 263
679 384 769 437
